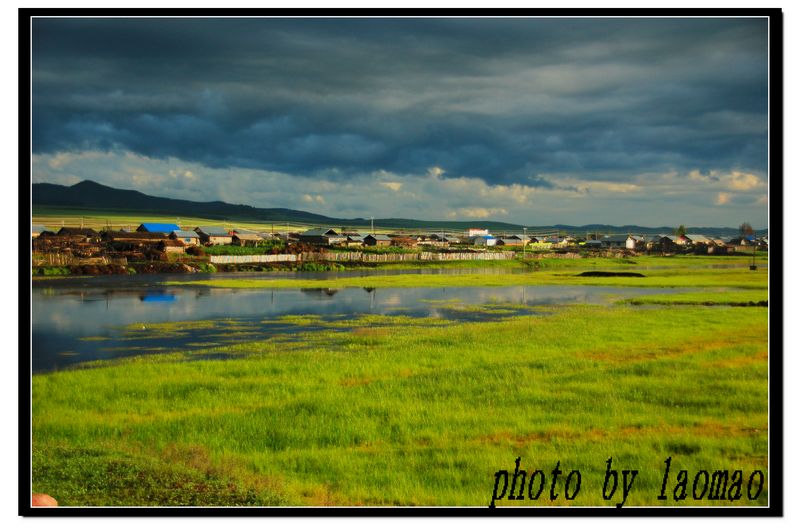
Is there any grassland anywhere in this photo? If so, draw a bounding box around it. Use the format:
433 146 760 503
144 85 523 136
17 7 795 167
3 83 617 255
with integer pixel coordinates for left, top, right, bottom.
166 264 768 291
32 206 315 233
33 303 768 507
32 255 770 507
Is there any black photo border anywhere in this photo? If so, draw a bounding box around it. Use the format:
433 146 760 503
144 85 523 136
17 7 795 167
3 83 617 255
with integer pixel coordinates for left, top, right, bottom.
18 7 784 517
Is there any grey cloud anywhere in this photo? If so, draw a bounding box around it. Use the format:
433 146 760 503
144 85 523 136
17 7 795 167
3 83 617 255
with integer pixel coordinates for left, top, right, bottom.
32 17 768 188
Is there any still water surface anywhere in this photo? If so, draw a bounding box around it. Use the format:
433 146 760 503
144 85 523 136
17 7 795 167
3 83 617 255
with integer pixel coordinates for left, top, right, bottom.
32 270 687 372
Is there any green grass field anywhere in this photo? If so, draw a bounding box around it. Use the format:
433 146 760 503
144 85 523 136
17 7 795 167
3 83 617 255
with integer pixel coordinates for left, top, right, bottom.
32 206 368 234
31 257 771 507
32 206 316 233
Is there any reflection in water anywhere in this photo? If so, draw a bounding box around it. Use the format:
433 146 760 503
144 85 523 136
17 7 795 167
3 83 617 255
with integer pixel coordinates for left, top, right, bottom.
33 280 689 373
300 288 340 298
140 292 178 303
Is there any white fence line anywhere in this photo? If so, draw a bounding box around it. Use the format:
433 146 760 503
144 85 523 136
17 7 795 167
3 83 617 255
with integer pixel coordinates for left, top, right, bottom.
209 254 299 264
209 251 516 264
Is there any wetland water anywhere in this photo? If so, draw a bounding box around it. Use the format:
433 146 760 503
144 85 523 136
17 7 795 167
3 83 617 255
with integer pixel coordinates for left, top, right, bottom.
32 270 688 372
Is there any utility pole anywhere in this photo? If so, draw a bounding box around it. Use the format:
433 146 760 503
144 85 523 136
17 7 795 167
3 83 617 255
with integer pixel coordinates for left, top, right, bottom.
371 217 374 234
523 227 527 260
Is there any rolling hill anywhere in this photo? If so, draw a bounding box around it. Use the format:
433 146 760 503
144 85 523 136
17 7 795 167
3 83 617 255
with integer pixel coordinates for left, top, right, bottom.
32 180 762 236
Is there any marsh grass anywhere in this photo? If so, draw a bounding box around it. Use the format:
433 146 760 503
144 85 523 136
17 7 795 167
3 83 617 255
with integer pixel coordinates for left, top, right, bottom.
33 303 768 507
166 267 767 291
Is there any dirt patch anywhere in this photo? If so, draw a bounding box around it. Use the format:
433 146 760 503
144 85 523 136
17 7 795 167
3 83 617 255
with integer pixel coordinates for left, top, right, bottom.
701 350 769 369
578 336 765 364
340 376 374 387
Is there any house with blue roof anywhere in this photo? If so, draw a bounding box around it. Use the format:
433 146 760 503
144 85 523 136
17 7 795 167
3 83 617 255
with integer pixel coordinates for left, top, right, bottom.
137 223 181 233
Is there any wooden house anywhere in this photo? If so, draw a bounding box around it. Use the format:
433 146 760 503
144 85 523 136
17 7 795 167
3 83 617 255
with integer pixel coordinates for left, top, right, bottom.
158 239 186 254
600 234 628 249
298 228 345 246
232 229 263 246
195 226 233 246
169 230 200 246
102 231 166 251
496 235 526 247
344 234 365 247
626 235 646 250
684 234 711 246
56 227 100 243
363 234 392 247
424 234 452 247
390 236 419 248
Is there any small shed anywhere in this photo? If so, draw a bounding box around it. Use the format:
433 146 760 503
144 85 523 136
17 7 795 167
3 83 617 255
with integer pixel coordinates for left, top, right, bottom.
471 235 497 247
158 239 186 254
232 230 264 246
626 235 646 250
344 234 365 247
496 235 526 247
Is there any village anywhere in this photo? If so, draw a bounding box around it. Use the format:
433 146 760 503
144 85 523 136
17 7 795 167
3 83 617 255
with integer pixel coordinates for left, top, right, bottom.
30 221 768 275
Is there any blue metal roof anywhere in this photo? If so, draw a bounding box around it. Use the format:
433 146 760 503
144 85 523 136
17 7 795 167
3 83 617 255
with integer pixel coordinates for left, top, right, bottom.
138 223 181 233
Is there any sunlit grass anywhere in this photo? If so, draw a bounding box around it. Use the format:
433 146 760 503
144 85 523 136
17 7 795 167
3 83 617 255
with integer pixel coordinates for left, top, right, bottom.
33 304 769 507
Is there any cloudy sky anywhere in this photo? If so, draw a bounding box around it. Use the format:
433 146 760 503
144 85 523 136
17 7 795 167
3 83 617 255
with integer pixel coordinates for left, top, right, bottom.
31 17 770 227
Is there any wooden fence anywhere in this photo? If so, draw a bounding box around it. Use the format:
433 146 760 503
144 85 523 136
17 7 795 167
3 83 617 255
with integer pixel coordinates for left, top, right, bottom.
32 253 128 267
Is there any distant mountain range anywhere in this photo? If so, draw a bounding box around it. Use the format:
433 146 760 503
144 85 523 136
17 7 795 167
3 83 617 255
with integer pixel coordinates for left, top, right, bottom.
32 180 764 236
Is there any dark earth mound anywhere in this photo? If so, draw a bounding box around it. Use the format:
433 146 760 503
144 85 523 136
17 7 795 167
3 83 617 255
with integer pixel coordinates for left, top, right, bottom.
577 271 646 277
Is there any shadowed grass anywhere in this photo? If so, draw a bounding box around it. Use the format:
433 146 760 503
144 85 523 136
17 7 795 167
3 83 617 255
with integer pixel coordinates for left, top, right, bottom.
165 266 767 291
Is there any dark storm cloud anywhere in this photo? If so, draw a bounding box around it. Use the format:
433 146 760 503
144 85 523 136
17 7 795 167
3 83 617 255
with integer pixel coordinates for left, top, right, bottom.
32 17 768 184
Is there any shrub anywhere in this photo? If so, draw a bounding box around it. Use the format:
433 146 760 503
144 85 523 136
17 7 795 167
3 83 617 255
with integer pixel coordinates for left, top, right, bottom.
197 262 217 273
297 262 344 272
33 266 71 276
